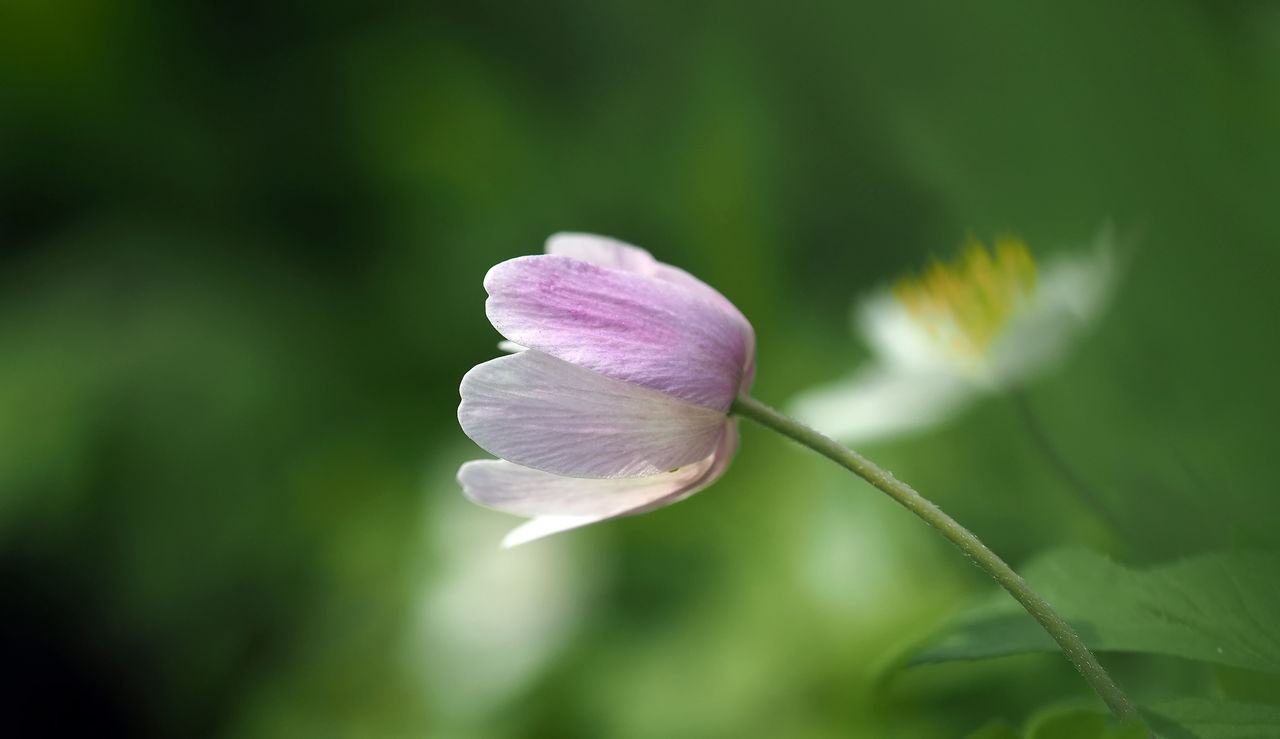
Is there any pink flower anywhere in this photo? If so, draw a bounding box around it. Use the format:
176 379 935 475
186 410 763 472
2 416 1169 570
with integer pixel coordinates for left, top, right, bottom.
457 233 756 546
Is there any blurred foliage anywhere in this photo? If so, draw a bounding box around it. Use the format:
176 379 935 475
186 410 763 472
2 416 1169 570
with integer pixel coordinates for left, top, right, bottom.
914 550 1280 673
3 0 1280 737
1142 699 1280 739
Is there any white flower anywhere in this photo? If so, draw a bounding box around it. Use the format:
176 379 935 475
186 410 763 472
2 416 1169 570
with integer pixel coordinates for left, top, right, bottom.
789 232 1117 443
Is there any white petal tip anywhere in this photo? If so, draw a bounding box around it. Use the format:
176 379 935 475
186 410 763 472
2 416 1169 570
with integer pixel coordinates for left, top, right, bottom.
786 369 975 444
500 515 601 548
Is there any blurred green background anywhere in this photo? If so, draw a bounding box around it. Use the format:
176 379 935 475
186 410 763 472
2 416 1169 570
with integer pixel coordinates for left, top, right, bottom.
4 1 1280 737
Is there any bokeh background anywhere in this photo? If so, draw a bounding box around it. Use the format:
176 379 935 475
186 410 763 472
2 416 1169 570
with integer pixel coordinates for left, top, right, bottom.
4 1 1280 737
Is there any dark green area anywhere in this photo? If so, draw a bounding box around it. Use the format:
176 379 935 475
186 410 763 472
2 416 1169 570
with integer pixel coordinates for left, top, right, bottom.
3 1 1279 736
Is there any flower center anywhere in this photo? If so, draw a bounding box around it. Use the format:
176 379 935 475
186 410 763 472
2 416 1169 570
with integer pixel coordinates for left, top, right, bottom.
892 235 1037 359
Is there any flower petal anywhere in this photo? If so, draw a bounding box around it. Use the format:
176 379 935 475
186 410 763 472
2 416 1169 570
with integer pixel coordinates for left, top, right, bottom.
485 254 748 409
458 456 715 517
458 349 728 477
461 421 739 547
545 233 757 392
545 232 662 274
787 366 975 443
856 290 955 374
501 516 604 548
649 262 757 392
1030 237 1117 323
989 241 1116 384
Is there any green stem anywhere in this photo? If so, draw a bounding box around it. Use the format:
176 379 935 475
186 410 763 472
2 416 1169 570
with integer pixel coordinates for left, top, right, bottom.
730 393 1143 727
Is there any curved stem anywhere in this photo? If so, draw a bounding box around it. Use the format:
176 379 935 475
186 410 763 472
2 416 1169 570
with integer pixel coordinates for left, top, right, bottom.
730 393 1143 726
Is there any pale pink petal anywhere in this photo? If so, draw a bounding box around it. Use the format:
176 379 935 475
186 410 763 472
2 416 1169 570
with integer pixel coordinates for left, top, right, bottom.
458 457 715 517
485 255 747 409
545 233 756 391
650 261 756 392
545 232 661 274
458 350 728 477
630 418 739 512
461 421 739 547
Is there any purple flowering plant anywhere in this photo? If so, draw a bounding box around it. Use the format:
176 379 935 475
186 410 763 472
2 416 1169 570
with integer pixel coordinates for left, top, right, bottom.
457 233 1147 731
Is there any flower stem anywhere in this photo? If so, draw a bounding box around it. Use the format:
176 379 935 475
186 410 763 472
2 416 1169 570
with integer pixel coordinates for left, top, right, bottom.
730 393 1144 727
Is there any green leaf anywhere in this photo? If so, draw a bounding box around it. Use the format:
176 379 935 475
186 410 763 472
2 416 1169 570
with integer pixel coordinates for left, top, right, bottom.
1142 698 1280 739
912 549 1280 674
1213 665 1280 705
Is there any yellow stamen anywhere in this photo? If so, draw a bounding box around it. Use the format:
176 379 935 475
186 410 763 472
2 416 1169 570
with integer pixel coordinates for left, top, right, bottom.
893 235 1037 359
